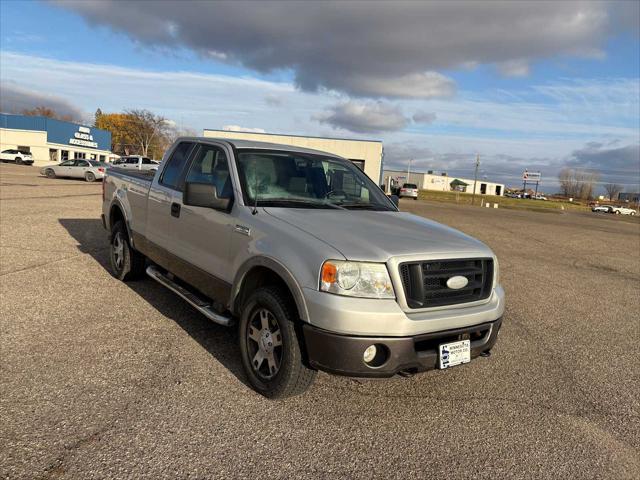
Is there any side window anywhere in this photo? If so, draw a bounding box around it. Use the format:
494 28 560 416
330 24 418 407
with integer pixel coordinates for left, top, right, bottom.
161 142 194 190
60 160 75 167
77 160 90 167
142 157 152 164
185 145 231 198
127 158 138 164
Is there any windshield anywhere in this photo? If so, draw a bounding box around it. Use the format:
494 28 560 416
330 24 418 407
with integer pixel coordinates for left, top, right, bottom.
235 150 396 211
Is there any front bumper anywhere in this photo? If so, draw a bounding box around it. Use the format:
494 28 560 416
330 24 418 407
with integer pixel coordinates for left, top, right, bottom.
303 317 502 378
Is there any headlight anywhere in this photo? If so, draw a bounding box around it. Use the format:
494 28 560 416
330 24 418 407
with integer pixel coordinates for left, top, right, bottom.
320 260 395 299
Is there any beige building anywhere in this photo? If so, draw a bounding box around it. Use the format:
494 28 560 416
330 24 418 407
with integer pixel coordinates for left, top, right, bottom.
0 113 112 166
384 169 505 196
203 129 383 183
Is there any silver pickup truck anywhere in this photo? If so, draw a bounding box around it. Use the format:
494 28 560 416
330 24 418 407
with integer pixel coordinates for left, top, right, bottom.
102 137 504 398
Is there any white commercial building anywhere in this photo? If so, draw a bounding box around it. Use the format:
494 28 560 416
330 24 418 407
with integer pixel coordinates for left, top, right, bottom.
203 129 383 183
384 169 505 197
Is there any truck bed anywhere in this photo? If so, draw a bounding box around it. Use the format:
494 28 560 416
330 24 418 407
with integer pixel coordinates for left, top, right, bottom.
109 167 156 182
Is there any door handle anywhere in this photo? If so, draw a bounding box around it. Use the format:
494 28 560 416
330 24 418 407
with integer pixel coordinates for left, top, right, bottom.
171 202 181 218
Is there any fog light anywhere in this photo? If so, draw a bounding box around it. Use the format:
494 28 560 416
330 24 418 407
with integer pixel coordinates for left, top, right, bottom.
363 344 377 364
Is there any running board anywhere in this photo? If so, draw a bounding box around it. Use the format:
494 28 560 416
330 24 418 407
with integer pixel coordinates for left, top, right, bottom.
146 265 234 327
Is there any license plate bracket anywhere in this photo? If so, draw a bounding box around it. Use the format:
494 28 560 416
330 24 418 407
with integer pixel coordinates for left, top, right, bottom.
439 339 471 369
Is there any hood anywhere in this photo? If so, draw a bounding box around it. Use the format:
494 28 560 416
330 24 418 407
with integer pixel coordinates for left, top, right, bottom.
264 208 492 262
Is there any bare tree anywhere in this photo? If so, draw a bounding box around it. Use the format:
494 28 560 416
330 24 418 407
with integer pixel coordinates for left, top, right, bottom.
604 183 623 201
557 168 600 199
124 109 168 157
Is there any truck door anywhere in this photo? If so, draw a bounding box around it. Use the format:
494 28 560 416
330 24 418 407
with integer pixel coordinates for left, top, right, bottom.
167 142 235 299
145 141 196 251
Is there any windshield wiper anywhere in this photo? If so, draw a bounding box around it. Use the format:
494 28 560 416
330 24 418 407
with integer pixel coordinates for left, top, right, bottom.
337 202 391 211
258 198 346 210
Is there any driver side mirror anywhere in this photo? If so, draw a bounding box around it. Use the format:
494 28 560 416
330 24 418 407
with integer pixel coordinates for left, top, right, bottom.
184 181 231 211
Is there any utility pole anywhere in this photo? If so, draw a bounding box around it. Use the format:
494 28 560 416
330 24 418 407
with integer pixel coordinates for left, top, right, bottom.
407 158 413 184
471 154 480 206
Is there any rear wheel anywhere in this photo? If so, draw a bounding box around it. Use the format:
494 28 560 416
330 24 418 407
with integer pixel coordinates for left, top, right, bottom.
109 221 146 281
239 287 316 398
85 171 96 182
45 169 56 179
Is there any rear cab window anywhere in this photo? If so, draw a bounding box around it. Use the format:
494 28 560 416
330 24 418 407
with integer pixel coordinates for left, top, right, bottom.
160 142 195 190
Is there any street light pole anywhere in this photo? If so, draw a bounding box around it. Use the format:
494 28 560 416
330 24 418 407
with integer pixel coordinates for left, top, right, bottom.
407 158 412 184
471 154 480 206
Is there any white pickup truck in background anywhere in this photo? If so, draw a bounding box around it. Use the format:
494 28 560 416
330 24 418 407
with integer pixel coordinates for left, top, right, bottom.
112 155 160 172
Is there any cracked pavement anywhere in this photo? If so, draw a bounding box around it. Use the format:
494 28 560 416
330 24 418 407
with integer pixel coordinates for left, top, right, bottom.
1 163 638 479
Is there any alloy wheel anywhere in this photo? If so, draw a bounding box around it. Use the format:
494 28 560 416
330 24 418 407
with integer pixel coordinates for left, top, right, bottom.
246 308 283 379
112 232 124 271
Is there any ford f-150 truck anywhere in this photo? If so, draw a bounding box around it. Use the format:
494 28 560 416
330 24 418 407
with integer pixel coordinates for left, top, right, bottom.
102 137 504 398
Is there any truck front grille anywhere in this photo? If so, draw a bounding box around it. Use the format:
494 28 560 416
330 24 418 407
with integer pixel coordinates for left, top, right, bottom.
399 258 493 309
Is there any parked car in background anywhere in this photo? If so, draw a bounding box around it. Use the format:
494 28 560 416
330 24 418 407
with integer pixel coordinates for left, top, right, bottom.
592 205 613 213
399 183 419 200
1 149 34 165
41 159 110 182
112 156 159 172
102 137 504 398
534 194 547 201
611 206 637 215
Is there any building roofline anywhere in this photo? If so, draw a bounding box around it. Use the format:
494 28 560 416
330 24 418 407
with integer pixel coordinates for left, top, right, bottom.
203 128 382 144
0 112 96 130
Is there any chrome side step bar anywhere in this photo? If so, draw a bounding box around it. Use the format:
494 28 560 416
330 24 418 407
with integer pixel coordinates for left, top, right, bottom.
146 265 234 327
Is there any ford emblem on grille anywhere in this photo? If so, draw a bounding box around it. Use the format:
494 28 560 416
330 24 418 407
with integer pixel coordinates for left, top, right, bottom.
446 275 469 290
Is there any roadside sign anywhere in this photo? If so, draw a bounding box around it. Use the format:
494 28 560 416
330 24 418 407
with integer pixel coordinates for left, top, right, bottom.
522 171 541 182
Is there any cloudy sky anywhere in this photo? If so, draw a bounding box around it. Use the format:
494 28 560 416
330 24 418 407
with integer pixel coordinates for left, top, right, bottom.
1 0 639 192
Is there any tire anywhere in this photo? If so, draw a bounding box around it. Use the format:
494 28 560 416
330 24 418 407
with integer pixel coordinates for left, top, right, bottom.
413 197 417 200
109 221 146 281
85 171 96 182
45 168 56 179
615 210 620 215
15 157 22 165
239 286 316 398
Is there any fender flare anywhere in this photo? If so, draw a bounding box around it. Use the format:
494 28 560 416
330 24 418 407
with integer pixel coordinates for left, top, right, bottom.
108 199 135 248
231 256 310 321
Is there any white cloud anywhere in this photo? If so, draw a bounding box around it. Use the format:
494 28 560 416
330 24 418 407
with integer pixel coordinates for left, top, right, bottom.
412 111 437 124
497 59 530 77
314 101 409 133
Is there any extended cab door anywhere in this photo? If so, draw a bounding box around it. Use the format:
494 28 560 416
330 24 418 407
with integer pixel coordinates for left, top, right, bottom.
145 141 196 251
166 142 235 299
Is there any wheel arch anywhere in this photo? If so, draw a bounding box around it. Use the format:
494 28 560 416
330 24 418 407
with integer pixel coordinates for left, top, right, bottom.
108 200 135 247
231 257 309 322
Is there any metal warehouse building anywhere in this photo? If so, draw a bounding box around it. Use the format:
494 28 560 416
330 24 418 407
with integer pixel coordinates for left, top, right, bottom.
203 129 383 183
0 113 112 166
383 169 505 197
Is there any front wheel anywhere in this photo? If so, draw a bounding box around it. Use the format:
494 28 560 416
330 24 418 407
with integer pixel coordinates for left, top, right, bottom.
15 157 22 165
109 221 146 281
45 168 56 179
239 287 316 398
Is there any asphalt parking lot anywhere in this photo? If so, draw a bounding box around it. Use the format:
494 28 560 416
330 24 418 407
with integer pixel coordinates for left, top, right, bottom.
1 163 638 479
